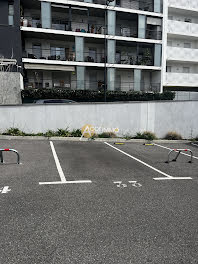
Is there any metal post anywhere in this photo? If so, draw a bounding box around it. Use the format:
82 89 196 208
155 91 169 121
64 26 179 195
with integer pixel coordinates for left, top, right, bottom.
166 149 193 164
0 149 20 164
104 3 107 102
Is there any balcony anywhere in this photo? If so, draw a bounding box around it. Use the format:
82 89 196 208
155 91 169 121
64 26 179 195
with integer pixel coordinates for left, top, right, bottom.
167 20 198 38
23 47 154 67
21 17 106 35
167 47 198 63
21 17 162 40
69 0 156 12
166 73 198 87
24 79 160 92
168 0 198 10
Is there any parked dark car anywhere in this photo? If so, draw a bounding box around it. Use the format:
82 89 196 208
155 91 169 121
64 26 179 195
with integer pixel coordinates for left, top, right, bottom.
34 99 76 104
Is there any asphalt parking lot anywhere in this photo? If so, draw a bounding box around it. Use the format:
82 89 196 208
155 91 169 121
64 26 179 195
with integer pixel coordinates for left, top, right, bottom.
0 139 198 264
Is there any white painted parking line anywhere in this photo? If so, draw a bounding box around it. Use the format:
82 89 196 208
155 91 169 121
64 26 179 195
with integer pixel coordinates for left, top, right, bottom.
39 141 92 185
191 142 198 148
105 142 192 181
50 141 67 183
154 143 198 160
39 180 92 185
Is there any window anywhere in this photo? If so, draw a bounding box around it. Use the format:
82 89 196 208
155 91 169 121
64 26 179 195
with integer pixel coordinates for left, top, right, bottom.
166 66 172 72
8 3 14 26
33 44 41 59
51 47 65 60
183 67 190 73
184 43 191 48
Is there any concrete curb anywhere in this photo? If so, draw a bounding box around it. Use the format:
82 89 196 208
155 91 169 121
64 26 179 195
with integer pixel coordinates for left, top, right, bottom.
0 135 191 144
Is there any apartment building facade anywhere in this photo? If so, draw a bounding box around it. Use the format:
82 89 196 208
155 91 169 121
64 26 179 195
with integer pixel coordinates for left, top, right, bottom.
163 0 198 92
17 0 163 93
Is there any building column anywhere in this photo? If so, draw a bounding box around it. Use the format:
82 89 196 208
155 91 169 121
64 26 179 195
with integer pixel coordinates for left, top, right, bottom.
107 68 115 91
75 36 84 62
154 0 162 13
41 1 51 29
107 10 116 35
76 67 85 90
75 36 85 90
154 44 162 67
107 40 115 91
138 15 146 39
134 69 142 91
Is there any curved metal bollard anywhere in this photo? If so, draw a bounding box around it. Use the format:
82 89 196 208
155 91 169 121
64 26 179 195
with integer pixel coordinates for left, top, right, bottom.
166 149 193 164
0 149 20 164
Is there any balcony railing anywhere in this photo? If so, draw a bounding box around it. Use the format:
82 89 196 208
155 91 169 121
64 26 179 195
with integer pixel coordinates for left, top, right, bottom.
24 79 160 92
71 0 157 12
21 17 162 40
21 17 106 35
168 0 198 10
167 20 198 37
23 49 76 61
23 48 154 66
167 47 198 63
116 54 154 66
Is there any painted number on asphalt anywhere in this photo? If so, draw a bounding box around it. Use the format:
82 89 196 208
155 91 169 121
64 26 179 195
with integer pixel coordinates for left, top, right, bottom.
0 186 11 194
114 181 142 188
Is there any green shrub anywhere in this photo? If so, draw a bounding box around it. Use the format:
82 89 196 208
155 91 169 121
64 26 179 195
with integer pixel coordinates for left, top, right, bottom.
98 132 117 138
133 131 157 141
44 130 57 137
164 132 182 140
70 129 82 137
123 134 133 140
56 128 70 137
2 128 26 136
22 89 175 103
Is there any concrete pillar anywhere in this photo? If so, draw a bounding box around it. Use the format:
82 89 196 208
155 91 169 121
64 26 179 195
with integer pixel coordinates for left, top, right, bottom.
134 69 142 91
138 15 146 39
41 2 51 29
77 66 85 90
75 36 84 62
107 10 116 35
107 68 115 91
154 44 162 67
107 39 116 64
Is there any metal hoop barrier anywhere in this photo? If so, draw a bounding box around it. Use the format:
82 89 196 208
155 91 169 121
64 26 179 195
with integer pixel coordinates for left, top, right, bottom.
165 149 193 164
0 149 20 164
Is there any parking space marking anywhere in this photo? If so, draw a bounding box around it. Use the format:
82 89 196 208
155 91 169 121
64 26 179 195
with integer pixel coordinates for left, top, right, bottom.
105 142 192 181
39 141 92 185
50 141 67 183
191 143 198 147
0 186 11 194
154 143 198 160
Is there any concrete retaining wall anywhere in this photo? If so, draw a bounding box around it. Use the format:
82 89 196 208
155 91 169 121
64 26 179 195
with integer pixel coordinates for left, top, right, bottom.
0 72 23 105
0 101 197 138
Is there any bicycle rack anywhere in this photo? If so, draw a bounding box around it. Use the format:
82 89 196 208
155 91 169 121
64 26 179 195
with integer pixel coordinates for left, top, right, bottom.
0 149 20 164
165 149 193 164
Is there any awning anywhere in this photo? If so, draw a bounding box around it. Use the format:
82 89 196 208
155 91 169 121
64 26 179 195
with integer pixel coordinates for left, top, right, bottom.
24 63 75 72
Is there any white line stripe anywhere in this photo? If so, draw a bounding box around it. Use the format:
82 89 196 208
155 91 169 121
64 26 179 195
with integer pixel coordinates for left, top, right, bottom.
154 177 192 180
191 143 198 147
104 142 173 179
154 143 198 160
50 141 67 183
39 180 92 185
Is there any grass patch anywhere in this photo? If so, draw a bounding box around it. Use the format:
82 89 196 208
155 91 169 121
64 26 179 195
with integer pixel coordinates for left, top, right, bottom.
133 131 157 141
164 131 182 140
